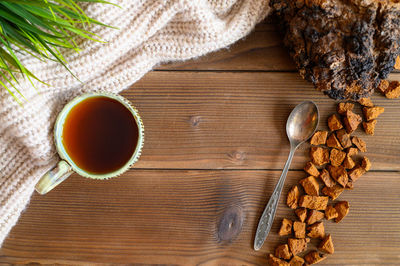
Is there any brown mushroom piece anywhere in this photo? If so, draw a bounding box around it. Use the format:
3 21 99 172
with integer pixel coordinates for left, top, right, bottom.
326 133 343 150
336 129 352 149
327 114 343 131
279 218 293 236
268 254 290 266
310 147 330 166
385 81 400 99
322 185 344 200
363 106 384 121
275 244 292 260
293 221 306 239
299 176 320 196
351 136 367 152
306 210 324 225
343 110 362 133
288 238 310 256
361 156 371 171
304 251 326 265
325 205 339 220
358 98 373 107
307 222 325 239
330 148 346 167
310 131 328 145
363 120 377 135
287 185 300 209
319 234 334 254
289 256 305 266
304 162 320 177
334 201 350 223
377 80 390 94
327 165 348 187
299 195 329 211
319 168 335 188
337 102 354 115
295 208 308 223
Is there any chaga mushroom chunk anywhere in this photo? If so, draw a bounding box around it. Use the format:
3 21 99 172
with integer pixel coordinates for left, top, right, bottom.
351 136 367 152
346 147 358 156
306 209 324 225
288 238 310 256
299 195 328 210
363 106 384 121
268 254 290 266
326 133 343 150
275 243 292 260
348 166 366 182
377 80 390 94
287 185 300 209
295 208 308 223
310 130 328 145
271 0 400 101
304 161 320 177
279 218 293 236
327 165 348 187
307 222 325 239
304 251 326 265
358 97 373 107
345 180 354 190
322 184 344 200
310 147 330 166
363 120 377 135
319 234 334 254
386 81 400 99
395 56 400 69
343 154 356 169
337 102 354 115
289 256 305 266
319 168 335 188
330 148 346 167
334 201 350 223
343 111 362 133
325 205 339 220
336 129 352 149
299 176 319 196
293 221 306 238
361 156 371 171
328 114 343 131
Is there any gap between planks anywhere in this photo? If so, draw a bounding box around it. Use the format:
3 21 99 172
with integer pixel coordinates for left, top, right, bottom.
129 168 399 173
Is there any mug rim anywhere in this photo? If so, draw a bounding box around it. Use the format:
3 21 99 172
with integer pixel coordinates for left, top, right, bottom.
54 92 144 179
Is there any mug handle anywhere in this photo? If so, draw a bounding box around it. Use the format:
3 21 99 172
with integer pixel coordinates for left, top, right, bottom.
35 160 73 195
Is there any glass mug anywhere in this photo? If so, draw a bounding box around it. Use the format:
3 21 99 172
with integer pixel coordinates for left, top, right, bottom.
35 92 144 194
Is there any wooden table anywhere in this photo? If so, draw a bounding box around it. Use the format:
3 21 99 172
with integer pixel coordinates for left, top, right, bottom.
1 20 400 265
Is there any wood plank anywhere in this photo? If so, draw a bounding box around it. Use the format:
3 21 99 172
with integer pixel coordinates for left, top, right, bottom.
120 71 400 170
156 20 295 71
1 170 399 264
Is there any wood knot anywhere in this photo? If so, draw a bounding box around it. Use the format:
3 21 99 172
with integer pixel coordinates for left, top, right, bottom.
188 115 202 127
228 151 246 162
217 205 244 243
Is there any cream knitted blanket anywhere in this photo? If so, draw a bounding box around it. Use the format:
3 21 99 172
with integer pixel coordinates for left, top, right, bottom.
0 0 271 247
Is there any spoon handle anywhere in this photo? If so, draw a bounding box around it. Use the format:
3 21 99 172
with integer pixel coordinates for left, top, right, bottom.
254 147 296 251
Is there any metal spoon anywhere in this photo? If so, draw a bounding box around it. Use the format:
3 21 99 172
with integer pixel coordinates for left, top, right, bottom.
254 100 319 251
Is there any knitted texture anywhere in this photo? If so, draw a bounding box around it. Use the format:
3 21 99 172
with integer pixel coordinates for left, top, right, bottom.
0 0 271 246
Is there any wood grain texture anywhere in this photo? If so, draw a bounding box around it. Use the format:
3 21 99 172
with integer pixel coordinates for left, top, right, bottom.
124 71 400 170
1 170 399 265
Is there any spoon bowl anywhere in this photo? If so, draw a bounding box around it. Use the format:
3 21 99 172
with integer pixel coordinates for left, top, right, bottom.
254 100 319 251
287 101 319 147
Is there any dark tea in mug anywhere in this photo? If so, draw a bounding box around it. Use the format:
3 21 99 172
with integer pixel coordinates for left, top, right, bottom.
62 96 139 174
